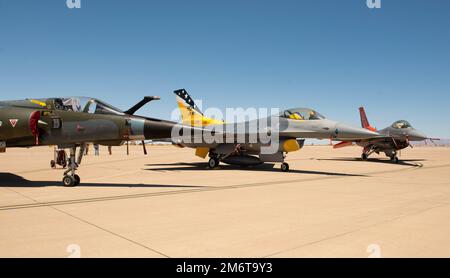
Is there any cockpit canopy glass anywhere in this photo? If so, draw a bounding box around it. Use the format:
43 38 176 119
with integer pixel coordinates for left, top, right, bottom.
391 120 412 129
280 108 326 121
52 97 124 116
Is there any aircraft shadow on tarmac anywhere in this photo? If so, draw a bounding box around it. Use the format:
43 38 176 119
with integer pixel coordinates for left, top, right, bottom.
0 173 203 188
317 157 425 167
145 162 367 177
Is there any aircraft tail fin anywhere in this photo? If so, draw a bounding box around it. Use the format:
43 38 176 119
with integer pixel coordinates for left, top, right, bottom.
174 89 224 127
359 107 377 132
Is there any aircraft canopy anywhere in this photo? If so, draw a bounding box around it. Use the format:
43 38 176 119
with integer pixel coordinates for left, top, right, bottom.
391 120 412 129
280 108 326 121
52 97 125 116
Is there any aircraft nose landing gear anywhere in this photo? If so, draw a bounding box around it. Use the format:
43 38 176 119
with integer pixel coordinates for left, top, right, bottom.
387 150 399 164
62 145 85 186
63 175 80 187
390 155 399 164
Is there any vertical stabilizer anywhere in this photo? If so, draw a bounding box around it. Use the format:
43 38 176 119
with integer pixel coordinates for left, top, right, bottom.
359 107 377 132
174 89 224 127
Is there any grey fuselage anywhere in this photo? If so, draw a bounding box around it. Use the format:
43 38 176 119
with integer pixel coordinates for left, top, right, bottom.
175 111 380 152
356 121 427 155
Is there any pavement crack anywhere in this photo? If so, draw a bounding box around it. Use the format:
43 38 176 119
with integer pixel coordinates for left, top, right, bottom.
51 206 171 258
3 186 170 257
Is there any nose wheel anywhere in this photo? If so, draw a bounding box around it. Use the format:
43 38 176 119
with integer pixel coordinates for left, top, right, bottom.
62 145 85 186
388 150 399 164
390 155 399 164
281 162 290 172
63 174 80 187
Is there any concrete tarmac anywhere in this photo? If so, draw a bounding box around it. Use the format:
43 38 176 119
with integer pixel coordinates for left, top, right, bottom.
0 145 449 257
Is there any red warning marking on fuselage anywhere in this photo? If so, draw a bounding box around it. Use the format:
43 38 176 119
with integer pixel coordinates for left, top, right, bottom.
9 119 19 128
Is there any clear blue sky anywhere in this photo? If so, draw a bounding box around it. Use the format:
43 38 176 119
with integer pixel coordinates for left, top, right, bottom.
1 0 449 137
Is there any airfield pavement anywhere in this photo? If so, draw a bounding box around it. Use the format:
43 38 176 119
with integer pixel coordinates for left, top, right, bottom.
0 144 449 258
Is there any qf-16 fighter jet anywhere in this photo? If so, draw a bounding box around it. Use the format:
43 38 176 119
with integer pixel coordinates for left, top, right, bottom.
0 96 176 186
172 89 380 172
333 107 435 163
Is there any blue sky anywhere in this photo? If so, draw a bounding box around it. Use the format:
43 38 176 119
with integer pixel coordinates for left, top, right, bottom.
0 0 449 137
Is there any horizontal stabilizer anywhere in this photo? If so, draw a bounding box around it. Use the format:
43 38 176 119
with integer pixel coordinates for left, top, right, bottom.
333 141 353 149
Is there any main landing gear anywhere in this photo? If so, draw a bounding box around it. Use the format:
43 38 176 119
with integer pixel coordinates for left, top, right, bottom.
361 146 377 161
206 151 290 172
62 145 86 186
389 153 399 164
208 157 220 169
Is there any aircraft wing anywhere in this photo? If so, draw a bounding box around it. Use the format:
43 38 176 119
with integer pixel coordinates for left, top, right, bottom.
332 135 394 149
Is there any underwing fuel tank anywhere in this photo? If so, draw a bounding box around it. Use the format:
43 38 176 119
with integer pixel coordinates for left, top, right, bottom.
221 155 263 166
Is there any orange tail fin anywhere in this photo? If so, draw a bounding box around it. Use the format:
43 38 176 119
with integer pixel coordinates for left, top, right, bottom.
359 107 377 132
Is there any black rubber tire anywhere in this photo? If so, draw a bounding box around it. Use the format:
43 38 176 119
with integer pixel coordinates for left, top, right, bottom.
63 175 76 187
74 175 81 186
361 153 368 160
208 158 219 169
281 162 289 172
390 155 399 163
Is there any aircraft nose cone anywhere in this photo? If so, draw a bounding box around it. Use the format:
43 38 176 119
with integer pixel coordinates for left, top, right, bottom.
410 130 428 141
334 123 379 140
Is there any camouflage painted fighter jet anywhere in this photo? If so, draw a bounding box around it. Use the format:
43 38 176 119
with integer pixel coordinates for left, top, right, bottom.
172 89 380 171
333 107 431 163
0 96 176 186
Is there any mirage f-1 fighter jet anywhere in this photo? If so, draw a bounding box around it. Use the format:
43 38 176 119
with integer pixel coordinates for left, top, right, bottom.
333 107 432 163
0 96 176 186
172 89 380 172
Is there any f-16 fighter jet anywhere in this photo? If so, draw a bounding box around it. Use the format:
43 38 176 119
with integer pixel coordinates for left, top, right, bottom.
0 96 175 186
333 107 433 163
172 89 380 171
